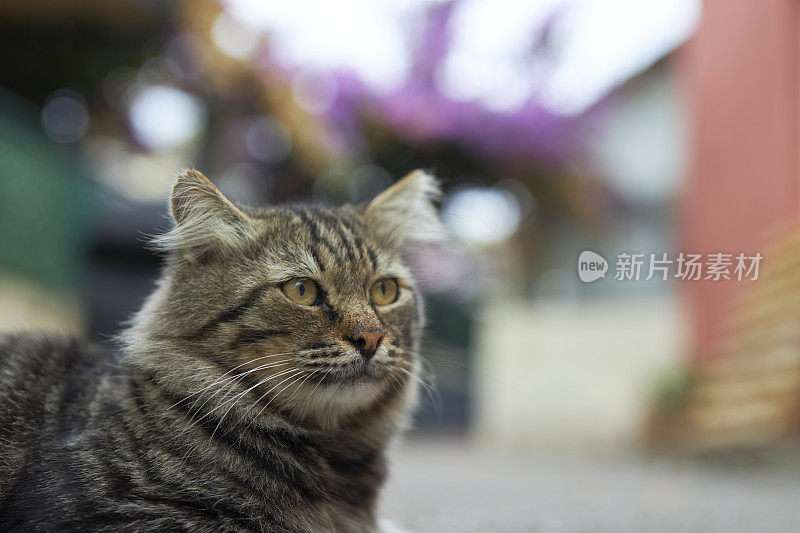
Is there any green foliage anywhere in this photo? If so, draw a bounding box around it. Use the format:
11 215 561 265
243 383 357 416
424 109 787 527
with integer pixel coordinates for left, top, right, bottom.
0 88 97 290
651 364 694 410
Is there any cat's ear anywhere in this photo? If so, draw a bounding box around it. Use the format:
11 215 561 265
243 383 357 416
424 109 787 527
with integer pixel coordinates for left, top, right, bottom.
365 169 445 247
151 169 256 257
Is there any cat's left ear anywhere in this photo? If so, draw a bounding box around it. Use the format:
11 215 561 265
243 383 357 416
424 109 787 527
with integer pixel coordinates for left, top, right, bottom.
151 169 257 258
365 169 446 247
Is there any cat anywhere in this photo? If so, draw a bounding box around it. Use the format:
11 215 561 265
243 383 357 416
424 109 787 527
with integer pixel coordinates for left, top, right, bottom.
0 168 444 532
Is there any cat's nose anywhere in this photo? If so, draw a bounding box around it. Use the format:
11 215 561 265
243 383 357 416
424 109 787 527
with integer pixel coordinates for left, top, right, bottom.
347 331 384 360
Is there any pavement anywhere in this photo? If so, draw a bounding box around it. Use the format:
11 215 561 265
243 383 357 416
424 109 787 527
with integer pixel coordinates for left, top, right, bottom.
379 437 800 532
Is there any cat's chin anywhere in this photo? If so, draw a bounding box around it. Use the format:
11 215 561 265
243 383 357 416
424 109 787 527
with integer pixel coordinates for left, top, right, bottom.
291 361 401 417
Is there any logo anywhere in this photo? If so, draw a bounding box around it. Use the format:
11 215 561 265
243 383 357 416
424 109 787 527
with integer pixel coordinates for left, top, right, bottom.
578 250 608 283
576 251 762 282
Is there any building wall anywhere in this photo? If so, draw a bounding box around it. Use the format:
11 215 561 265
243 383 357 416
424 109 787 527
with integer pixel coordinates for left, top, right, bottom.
474 298 684 451
678 0 800 358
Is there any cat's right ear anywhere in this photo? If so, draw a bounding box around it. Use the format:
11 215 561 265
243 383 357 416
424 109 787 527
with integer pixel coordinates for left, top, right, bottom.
151 169 256 258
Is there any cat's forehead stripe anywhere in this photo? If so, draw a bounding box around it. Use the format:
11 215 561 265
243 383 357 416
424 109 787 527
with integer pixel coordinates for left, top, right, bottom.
295 210 328 272
318 210 358 265
292 207 378 273
327 212 362 265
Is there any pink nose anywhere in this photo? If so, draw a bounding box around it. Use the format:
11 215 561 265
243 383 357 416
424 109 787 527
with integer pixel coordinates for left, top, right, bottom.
349 331 384 359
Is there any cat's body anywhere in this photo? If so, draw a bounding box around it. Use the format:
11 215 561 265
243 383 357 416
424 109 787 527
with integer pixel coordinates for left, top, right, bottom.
0 170 443 532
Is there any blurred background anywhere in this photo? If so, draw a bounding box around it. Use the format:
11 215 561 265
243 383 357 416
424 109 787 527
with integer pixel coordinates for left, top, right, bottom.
4 0 800 531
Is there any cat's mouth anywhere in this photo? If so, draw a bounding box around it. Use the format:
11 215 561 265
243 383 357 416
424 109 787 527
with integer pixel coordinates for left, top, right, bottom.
325 358 393 385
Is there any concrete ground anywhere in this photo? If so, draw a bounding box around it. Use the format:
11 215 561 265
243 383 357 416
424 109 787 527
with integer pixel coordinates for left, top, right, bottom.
379 437 800 532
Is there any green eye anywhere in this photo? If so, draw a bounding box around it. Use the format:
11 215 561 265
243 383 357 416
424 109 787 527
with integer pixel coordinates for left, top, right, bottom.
369 278 399 305
282 278 319 306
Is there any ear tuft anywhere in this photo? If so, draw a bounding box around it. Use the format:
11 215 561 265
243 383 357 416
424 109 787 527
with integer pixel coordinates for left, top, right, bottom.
365 170 446 247
151 169 255 257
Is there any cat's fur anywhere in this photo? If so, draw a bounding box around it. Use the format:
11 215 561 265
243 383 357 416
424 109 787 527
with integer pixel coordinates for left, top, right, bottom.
0 169 443 532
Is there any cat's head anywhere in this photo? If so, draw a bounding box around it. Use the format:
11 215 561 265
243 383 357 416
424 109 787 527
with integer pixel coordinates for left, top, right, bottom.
134 169 443 428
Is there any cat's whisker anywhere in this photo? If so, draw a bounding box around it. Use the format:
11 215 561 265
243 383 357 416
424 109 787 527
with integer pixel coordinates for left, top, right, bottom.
183 362 297 423
394 366 443 416
390 372 406 397
241 370 320 435
327 383 339 421
258 371 316 416
398 345 502 384
184 358 298 410
296 366 336 422
400 353 444 415
308 366 333 399
236 369 312 430
171 354 298 410
208 367 308 439
179 367 301 439
284 369 320 405
176 359 289 417
177 371 277 459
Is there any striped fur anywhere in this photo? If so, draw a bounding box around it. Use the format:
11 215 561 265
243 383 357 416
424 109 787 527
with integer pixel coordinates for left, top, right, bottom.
0 169 442 532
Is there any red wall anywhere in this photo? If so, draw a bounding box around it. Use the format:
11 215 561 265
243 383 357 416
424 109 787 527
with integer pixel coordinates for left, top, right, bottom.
678 0 800 358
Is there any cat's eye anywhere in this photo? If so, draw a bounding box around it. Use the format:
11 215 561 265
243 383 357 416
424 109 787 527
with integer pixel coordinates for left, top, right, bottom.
282 278 319 306
369 278 399 306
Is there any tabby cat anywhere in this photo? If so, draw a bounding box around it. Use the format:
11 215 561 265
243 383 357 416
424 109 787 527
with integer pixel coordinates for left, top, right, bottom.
0 169 443 532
